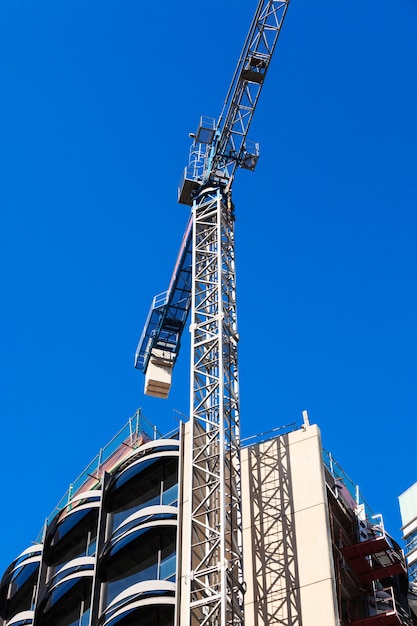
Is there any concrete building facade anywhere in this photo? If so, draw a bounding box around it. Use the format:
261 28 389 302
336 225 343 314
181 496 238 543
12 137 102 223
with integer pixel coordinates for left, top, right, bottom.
241 423 414 625
399 482 417 620
0 411 414 626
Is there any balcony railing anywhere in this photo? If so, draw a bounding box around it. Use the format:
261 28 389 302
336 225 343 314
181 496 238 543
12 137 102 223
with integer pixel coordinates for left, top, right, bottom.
36 410 162 542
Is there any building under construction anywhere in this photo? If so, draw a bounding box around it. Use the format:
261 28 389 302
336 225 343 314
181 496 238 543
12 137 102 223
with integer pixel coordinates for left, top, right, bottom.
0 410 415 626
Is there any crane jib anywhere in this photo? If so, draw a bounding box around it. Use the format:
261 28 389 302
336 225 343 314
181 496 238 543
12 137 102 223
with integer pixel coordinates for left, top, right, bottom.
178 0 290 206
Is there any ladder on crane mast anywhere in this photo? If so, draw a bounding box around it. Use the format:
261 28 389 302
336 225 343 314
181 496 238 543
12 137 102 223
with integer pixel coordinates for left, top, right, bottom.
134 1 291 624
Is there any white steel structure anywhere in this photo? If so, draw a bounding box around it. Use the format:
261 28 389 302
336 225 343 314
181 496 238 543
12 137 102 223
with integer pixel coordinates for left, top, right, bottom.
135 2 291 624
187 187 243 625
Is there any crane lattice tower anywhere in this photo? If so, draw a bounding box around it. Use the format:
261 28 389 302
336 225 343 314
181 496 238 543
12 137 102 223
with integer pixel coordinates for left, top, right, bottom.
135 2 291 623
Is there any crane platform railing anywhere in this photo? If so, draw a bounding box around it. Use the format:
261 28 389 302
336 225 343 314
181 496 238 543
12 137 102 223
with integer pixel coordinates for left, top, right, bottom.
134 215 193 376
178 0 290 207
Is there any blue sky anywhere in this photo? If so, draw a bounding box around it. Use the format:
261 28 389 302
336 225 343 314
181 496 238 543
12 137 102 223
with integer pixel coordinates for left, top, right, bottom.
0 0 416 574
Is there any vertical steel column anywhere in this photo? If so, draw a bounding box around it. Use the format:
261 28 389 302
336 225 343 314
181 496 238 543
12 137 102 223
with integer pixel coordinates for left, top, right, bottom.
187 186 243 625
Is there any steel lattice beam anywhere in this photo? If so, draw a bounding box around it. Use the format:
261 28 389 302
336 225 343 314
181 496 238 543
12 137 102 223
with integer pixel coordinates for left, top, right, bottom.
187 187 243 626
211 0 290 184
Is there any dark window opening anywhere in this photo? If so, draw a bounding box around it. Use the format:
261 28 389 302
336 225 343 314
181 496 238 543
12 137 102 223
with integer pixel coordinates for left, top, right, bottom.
100 526 176 609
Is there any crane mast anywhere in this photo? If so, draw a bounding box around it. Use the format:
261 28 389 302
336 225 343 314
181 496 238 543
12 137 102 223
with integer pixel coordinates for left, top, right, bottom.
134 2 290 624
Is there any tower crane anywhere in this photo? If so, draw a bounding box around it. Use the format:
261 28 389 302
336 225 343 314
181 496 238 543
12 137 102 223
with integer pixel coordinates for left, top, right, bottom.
134 1 290 624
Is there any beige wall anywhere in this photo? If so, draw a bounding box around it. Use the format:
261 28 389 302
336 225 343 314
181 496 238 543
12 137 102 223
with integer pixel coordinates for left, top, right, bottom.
241 424 339 626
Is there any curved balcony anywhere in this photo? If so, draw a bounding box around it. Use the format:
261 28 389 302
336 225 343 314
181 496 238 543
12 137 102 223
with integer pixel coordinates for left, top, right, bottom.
123 438 180 457
47 556 95 589
105 439 180 488
36 556 94 626
0 545 42 622
104 445 179 537
44 490 101 568
47 489 101 542
110 505 177 545
99 580 175 626
102 515 177 560
106 444 179 503
99 519 176 612
4 610 34 626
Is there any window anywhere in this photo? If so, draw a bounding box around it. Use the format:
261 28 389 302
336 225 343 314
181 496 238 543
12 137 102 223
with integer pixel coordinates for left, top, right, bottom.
405 530 417 557
409 559 417 582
